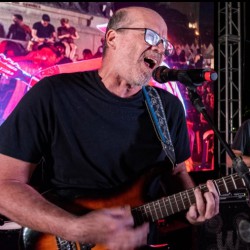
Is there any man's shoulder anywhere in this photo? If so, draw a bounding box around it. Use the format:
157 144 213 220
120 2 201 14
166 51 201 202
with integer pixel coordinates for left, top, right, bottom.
47 70 97 82
242 119 250 132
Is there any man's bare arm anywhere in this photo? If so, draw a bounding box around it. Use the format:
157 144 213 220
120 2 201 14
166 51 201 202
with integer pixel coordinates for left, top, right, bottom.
0 153 149 249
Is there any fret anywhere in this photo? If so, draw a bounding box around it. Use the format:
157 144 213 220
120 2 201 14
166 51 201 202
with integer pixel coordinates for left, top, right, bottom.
173 194 180 212
169 195 178 213
162 197 170 216
176 193 185 210
168 196 174 214
222 176 229 193
159 198 168 218
213 179 221 195
151 202 160 221
215 179 226 193
179 193 185 210
180 191 190 209
190 188 196 204
234 173 245 188
143 203 153 221
160 198 169 217
230 174 237 189
242 178 246 187
157 200 164 219
225 175 237 192
152 201 161 220
186 189 192 206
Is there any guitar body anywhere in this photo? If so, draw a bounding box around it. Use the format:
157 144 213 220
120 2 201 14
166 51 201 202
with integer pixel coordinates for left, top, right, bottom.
21 166 171 250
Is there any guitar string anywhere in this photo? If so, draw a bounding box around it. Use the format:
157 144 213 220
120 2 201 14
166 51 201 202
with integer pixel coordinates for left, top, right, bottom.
131 173 246 223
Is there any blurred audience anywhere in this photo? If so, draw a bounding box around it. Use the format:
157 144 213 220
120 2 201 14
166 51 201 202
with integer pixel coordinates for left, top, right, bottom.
6 14 31 41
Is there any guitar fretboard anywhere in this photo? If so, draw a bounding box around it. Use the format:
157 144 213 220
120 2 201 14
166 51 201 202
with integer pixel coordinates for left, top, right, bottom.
132 172 246 225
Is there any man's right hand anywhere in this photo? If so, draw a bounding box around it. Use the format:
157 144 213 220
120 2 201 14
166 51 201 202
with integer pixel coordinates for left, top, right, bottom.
65 206 149 250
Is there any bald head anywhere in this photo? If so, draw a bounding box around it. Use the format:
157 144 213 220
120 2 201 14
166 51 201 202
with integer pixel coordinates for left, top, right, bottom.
103 6 168 55
107 7 167 32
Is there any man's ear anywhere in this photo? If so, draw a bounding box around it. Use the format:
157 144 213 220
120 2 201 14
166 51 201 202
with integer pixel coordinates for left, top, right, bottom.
105 29 117 49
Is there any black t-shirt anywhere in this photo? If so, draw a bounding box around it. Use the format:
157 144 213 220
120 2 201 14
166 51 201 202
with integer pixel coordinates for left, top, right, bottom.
33 22 55 38
6 23 26 41
0 71 190 192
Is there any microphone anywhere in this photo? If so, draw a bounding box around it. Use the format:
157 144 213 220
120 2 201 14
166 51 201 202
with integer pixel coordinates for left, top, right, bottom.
152 66 218 87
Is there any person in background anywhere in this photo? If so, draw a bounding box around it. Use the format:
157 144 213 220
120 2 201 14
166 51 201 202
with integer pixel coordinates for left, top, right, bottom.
54 41 73 64
186 48 195 69
0 22 5 38
57 18 79 60
93 37 105 58
27 14 56 51
79 48 94 60
0 39 26 57
6 14 31 41
0 6 219 250
167 46 186 69
227 119 250 168
194 48 204 69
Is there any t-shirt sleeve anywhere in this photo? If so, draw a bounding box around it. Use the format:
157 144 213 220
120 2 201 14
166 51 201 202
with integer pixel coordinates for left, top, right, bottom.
0 78 52 163
232 120 250 155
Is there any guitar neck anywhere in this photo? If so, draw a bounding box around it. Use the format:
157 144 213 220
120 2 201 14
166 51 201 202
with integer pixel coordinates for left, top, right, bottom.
132 172 246 225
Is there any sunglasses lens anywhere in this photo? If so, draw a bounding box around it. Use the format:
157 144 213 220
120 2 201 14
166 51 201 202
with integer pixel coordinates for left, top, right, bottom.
145 29 175 57
145 29 158 46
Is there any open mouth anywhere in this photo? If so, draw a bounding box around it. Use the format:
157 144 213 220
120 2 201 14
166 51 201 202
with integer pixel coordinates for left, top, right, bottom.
144 57 157 69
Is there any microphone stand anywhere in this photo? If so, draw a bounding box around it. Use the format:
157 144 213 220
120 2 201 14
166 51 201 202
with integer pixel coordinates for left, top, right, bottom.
186 85 250 191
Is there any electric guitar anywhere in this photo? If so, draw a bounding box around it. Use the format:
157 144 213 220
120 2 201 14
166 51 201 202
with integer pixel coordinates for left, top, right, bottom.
20 167 247 250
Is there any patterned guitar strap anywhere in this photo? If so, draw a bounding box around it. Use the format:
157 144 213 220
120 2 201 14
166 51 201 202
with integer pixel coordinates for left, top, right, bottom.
142 85 177 246
142 85 176 166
